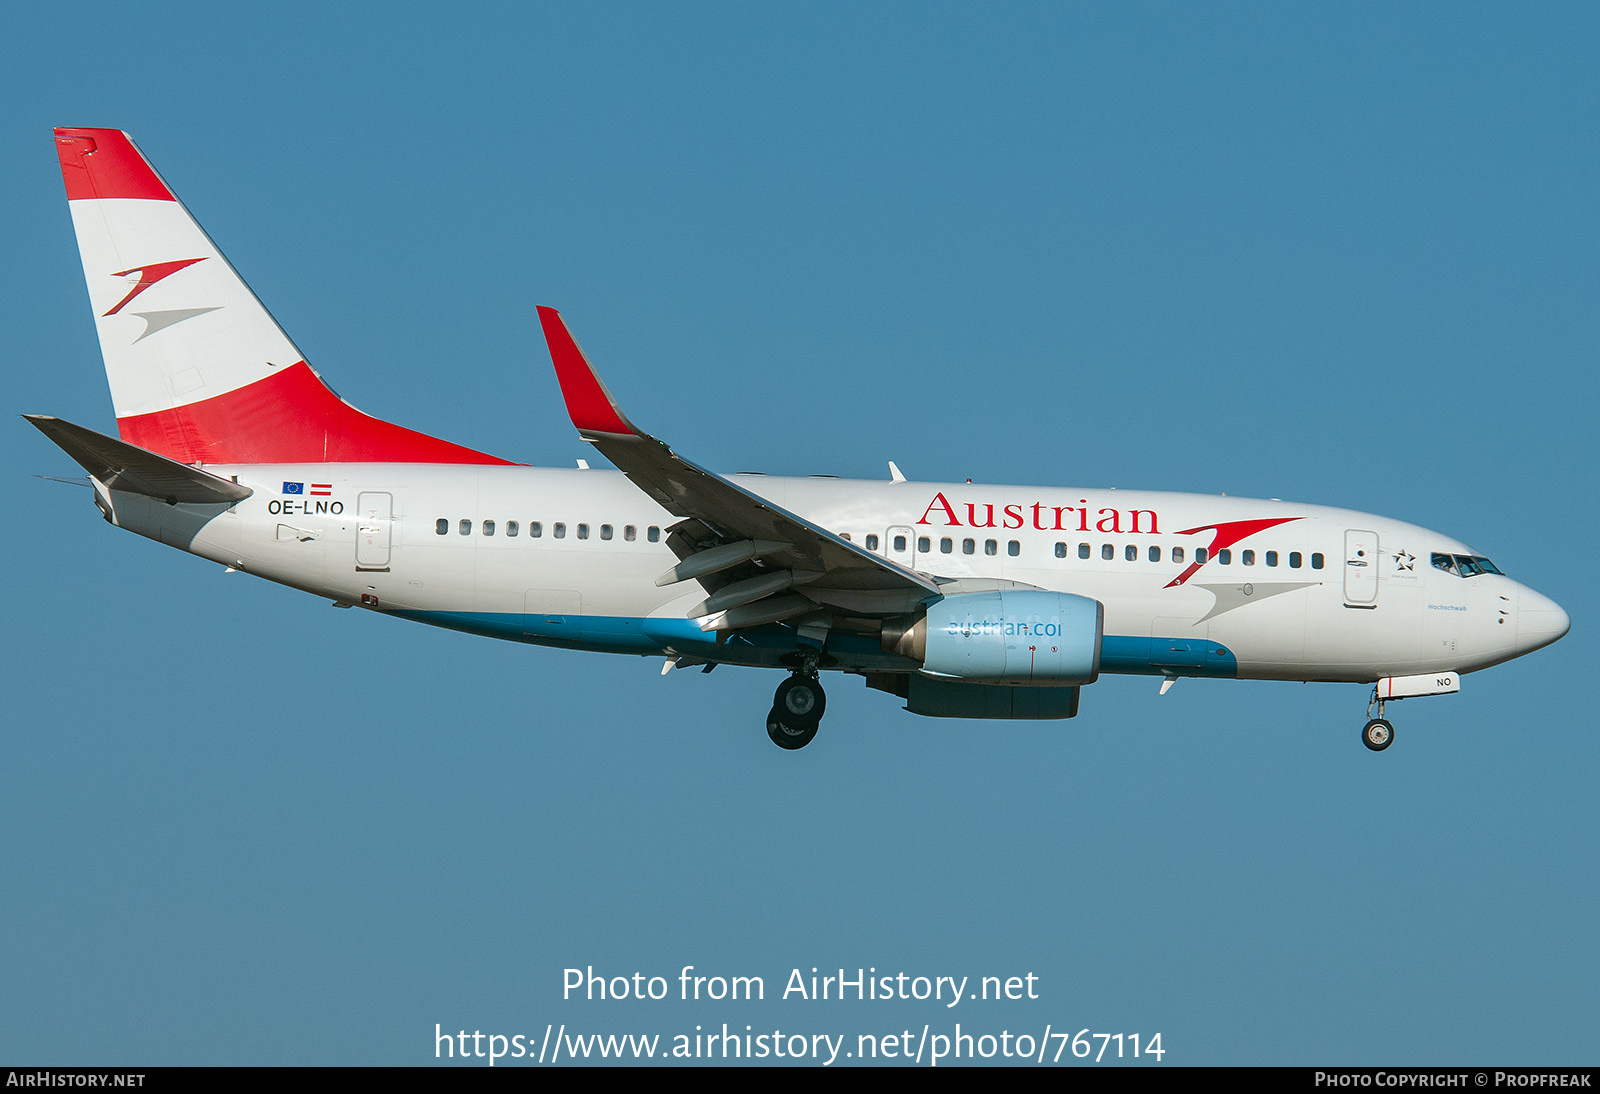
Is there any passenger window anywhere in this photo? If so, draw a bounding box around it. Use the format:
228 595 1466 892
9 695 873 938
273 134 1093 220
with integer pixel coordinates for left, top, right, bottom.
506 520 519 537
841 533 852 542
459 519 472 536
1173 546 1184 563
1149 546 1161 562
1125 544 1137 562
941 537 953 554
1290 551 1302 568
648 526 660 542
962 538 975 555
1055 542 1067 558
436 518 448 535
1101 544 1113 560
865 534 879 551
1007 540 1020 557
577 523 589 540
917 536 930 552
984 539 997 556
1079 543 1090 559
483 520 495 537
1311 553 1324 570
1218 549 1231 565
1195 548 1208 563
554 523 567 539
531 521 543 538
1242 550 1254 566
624 525 636 541
1266 550 1277 567
601 524 613 541
894 535 907 552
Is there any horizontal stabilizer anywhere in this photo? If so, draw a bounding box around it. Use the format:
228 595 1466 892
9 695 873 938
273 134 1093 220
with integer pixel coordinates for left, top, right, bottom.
25 415 253 504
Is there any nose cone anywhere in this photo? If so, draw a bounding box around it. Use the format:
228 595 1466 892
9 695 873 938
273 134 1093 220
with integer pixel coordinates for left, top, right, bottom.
1517 587 1571 655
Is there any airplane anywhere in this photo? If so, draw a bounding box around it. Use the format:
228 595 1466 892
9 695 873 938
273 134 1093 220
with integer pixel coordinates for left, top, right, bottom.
32 127 1570 752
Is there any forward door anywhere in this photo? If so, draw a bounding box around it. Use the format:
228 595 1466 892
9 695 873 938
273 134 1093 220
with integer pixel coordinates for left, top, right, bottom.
1343 529 1379 606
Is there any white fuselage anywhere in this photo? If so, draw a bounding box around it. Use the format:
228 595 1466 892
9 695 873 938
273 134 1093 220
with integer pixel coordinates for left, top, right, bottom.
97 463 1563 684
44 125 1570 744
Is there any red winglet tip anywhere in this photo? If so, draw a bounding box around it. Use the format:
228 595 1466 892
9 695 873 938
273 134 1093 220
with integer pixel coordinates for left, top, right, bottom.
54 127 175 202
537 307 636 436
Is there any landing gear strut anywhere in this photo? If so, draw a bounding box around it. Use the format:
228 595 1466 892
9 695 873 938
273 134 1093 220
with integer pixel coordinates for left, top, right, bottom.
766 666 826 750
1363 687 1394 752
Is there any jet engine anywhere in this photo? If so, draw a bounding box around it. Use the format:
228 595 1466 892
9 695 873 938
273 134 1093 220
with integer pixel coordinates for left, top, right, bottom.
881 590 1104 686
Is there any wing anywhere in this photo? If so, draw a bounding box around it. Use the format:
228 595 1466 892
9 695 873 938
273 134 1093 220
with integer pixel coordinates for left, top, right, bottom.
536 307 939 633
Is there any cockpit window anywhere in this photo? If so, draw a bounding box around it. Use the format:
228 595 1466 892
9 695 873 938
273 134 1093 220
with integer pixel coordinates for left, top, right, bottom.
1433 552 1503 578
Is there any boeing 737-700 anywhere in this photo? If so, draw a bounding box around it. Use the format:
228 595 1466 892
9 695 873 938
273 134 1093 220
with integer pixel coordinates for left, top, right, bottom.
30 128 1570 751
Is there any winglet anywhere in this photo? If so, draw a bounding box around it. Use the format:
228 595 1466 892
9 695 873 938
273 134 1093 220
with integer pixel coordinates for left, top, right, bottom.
537 306 638 437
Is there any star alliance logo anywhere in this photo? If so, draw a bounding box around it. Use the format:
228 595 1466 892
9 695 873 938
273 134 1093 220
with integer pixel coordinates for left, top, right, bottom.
1393 550 1415 572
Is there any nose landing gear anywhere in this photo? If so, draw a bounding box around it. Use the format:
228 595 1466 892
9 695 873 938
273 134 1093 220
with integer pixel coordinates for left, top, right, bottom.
1363 687 1394 752
766 668 826 750
1362 717 1394 751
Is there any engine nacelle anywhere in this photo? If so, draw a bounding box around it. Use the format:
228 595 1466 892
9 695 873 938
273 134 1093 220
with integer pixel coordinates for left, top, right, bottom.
882 590 1103 686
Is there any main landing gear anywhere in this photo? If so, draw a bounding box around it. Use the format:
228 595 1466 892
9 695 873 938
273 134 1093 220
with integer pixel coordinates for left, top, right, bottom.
766 668 826 750
1363 687 1394 752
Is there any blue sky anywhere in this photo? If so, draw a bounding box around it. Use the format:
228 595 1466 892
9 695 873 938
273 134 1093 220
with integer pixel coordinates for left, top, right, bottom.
4 2 1594 1065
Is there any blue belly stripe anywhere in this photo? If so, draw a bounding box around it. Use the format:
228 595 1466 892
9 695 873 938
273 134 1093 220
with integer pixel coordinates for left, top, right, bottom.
386 608 1240 678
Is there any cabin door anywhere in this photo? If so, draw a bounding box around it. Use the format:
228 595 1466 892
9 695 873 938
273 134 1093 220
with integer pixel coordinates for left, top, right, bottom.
355 492 393 572
1343 529 1379 606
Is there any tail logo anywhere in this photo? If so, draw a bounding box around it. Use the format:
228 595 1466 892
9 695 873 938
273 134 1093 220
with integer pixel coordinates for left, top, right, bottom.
102 258 208 316
103 258 220 343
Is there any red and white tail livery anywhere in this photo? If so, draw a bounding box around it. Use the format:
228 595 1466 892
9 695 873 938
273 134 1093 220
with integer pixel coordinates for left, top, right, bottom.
54 127 508 466
33 127 1570 752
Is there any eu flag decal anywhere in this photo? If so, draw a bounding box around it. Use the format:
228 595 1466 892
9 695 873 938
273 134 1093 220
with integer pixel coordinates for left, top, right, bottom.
283 481 305 494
